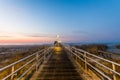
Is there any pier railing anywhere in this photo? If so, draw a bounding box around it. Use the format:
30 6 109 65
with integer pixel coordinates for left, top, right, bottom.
1 44 120 80
65 46 120 80
0 47 53 80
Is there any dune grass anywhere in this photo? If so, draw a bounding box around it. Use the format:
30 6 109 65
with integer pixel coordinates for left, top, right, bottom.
0 45 49 79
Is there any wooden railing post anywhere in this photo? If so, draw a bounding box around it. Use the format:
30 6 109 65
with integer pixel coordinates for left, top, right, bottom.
70 48 73 57
112 63 117 80
44 50 46 61
75 51 78 61
48 49 51 57
36 53 39 71
84 52 87 71
67 47 72 59
11 65 15 80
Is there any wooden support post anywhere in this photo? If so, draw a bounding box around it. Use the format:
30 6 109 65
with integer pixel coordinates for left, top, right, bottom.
76 52 77 62
112 63 117 80
84 52 87 71
11 65 15 80
44 50 46 61
36 53 39 71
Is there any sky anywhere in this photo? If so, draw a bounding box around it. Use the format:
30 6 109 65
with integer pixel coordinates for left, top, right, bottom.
0 0 120 44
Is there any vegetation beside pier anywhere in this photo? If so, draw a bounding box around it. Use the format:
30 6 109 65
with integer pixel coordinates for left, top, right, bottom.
74 44 120 80
0 45 49 79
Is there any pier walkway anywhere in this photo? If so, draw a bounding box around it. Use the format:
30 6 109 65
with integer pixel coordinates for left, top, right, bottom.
34 49 82 80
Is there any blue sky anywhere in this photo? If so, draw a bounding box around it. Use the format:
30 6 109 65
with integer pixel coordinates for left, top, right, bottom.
0 0 120 44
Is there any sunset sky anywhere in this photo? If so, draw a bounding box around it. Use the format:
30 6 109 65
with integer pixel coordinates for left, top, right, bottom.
0 0 120 44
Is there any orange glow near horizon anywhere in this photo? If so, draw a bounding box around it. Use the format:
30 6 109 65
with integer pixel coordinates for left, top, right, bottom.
0 37 55 44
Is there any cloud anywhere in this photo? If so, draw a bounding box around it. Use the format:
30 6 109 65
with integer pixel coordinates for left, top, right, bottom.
0 36 12 37
0 31 57 38
0 31 21 37
24 33 56 38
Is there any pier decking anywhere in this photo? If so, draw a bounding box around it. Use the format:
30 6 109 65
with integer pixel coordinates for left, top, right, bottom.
35 49 82 80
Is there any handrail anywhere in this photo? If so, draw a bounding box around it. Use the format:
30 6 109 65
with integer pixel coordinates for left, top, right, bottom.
0 50 43 72
0 47 53 80
2 58 36 80
65 46 120 80
72 47 120 66
68 48 112 80
73 49 120 76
